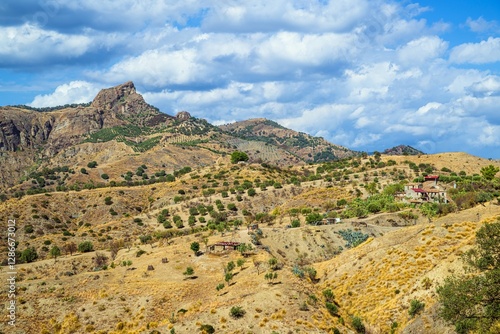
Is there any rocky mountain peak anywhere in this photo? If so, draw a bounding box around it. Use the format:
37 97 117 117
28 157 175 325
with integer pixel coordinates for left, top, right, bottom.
91 81 140 111
175 111 191 121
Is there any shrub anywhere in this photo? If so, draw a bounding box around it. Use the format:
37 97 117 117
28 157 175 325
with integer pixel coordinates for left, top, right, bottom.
352 316 365 333
322 289 335 302
325 302 338 315
87 161 98 168
247 188 256 197
101 174 109 180
230 151 249 164
291 219 301 228
229 306 246 318
20 247 38 263
78 241 94 253
136 249 146 257
409 299 425 317
190 242 200 255
199 324 215 334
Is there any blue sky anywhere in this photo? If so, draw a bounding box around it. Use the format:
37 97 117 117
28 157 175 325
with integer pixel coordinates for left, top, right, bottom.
1 1 500 158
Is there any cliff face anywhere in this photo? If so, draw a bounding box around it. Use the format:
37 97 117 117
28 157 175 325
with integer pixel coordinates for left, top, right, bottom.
0 81 171 155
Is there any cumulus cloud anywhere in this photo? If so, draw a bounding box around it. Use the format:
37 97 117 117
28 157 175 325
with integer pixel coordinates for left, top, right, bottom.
465 17 499 33
449 37 500 64
30 81 100 107
397 36 448 65
3 0 500 157
0 24 91 66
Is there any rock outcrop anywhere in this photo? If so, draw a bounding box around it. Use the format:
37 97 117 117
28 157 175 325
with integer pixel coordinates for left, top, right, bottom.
175 111 191 121
0 81 172 155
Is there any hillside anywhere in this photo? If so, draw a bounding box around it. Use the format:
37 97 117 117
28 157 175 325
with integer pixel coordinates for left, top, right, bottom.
1 82 500 333
219 118 356 162
0 150 499 333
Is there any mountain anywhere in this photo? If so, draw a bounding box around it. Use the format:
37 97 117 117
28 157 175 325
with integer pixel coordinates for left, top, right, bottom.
219 118 356 162
0 82 354 193
383 144 424 156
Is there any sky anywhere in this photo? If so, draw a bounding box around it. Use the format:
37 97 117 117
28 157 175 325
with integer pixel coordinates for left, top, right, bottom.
1 1 500 158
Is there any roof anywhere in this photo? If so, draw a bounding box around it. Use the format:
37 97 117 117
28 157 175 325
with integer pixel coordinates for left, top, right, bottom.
424 175 439 180
214 241 241 247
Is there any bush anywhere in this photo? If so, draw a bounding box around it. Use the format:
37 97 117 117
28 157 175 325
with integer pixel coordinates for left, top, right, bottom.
87 161 98 168
322 289 335 302
291 219 300 228
230 151 249 164
325 302 338 315
409 299 425 317
247 188 256 197
352 316 365 333
78 241 94 253
101 174 109 180
136 249 146 257
229 306 246 318
199 324 215 334
20 247 38 263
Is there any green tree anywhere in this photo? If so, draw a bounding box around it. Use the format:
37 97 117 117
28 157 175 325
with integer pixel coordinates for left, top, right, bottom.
199 324 215 334
20 247 38 263
409 299 425 318
183 266 194 277
78 241 94 253
437 221 500 333
190 241 200 256
50 245 61 261
352 316 365 333
225 272 233 286
480 164 500 181
226 261 236 273
231 151 249 164
87 161 98 168
229 306 245 318
247 188 256 197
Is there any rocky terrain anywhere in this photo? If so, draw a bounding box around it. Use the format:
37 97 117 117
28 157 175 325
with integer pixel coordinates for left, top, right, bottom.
0 82 499 334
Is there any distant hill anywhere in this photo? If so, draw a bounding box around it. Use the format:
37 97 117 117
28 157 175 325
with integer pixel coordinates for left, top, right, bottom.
383 145 424 156
219 118 356 162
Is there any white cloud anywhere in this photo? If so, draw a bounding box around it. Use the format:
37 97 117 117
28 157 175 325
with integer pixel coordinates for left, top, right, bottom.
466 76 500 97
465 17 499 33
397 36 448 65
450 37 500 64
0 24 91 65
30 81 100 107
